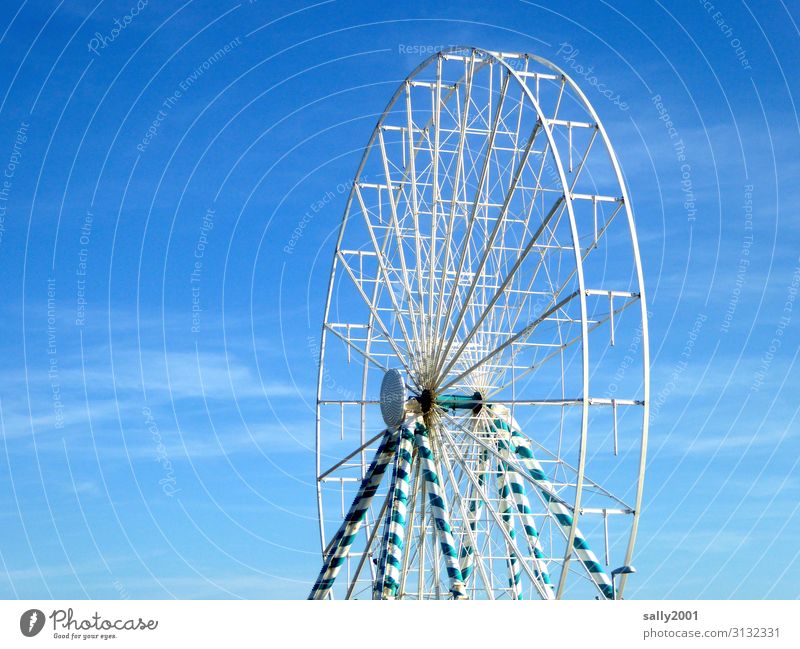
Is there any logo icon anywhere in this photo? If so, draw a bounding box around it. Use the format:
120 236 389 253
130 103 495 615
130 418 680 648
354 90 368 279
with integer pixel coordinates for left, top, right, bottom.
20 609 45 637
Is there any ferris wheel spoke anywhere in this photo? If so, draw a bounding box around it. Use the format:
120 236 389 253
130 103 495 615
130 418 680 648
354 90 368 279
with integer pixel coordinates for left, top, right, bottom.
386 108 450 354
481 261 573 387
448 155 519 373
413 422 468 599
438 408 572 511
438 289 579 393
433 120 543 375
435 153 530 373
499 411 635 511
323 323 390 371
497 460 556 598
431 52 476 352
377 129 428 356
318 429 386 481
436 419 552 599
323 323 415 390
433 124 564 383
493 408 614 599
435 193 567 385
352 183 419 365
425 55 443 360
480 162 576 376
402 82 431 358
487 291 641 400
509 57 530 176
430 420 495 598
435 69 512 366
494 292 571 394
332 251 420 383
499 196 627 351
501 208 570 338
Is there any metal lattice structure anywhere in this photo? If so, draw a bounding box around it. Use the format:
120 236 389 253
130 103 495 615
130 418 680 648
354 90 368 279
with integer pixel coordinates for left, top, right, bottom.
311 47 649 600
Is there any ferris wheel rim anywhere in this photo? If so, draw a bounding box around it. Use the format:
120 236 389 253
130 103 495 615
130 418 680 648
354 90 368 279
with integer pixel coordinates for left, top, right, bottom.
515 49 650 595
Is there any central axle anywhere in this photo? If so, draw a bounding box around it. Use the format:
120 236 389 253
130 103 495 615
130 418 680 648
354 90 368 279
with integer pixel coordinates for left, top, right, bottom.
417 390 483 415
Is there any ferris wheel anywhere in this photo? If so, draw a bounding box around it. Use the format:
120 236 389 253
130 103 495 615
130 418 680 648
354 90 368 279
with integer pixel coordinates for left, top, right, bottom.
309 47 649 600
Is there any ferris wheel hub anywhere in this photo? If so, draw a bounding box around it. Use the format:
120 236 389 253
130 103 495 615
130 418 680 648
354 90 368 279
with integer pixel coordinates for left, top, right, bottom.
418 389 434 414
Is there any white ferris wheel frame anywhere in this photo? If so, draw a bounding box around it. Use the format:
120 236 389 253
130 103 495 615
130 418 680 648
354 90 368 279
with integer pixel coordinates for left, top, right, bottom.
312 46 650 600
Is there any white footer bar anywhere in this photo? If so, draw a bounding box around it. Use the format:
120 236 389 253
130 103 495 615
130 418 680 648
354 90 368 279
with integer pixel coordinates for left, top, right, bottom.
1 600 796 647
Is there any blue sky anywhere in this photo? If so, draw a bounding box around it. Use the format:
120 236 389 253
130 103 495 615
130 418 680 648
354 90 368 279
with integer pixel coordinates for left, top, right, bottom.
0 0 798 599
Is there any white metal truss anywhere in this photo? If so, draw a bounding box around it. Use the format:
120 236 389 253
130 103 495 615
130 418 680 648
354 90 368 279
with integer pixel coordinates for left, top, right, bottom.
313 47 649 600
